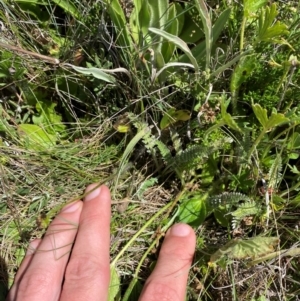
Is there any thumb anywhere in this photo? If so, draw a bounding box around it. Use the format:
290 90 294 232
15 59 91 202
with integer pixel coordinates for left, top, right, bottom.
139 223 196 301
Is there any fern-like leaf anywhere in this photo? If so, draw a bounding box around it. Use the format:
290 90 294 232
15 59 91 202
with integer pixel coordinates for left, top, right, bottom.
231 201 261 229
268 154 282 188
208 192 252 208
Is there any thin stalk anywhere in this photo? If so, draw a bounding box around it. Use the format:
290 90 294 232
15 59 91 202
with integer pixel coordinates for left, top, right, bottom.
111 200 173 266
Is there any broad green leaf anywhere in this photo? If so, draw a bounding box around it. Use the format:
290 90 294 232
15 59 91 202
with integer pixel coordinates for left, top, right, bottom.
210 236 279 264
52 0 79 18
230 55 256 94
160 108 190 130
32 102 65 134
161 3 179 63
243 0 267 18
105 0 132 49
148 0 168 52
194 0 212 70
174 3 185 36
130 0 151 44
148 0 168 29
149 27 199 74
177 194 207 226
67 65 116 83
18 124 56 150
179 10 204 43
179 8 231 65
252 103 268 128
108 265 120 301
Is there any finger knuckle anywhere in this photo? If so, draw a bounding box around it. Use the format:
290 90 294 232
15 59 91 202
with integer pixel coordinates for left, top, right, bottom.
142 282 180 301
65 254 108 283
18 268 55 297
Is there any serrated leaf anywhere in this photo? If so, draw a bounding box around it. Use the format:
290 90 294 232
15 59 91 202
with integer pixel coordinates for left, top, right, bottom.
108 265 120 301
210 236 279 264
177 194 207 226
149 27 199 73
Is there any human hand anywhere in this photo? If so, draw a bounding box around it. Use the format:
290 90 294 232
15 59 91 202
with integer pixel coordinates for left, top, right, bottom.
7 184 196 301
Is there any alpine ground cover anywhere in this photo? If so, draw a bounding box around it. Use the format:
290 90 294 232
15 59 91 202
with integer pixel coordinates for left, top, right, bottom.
1 0 300 300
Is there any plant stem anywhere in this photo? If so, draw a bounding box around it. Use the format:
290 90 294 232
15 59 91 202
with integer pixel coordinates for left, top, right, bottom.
248 129 266 163
240 16 247 52
111 200 173 266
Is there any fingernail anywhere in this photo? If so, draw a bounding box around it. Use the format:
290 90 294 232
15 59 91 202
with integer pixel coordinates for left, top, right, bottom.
170 223 191 237
61 201 81 213
85 184 101 201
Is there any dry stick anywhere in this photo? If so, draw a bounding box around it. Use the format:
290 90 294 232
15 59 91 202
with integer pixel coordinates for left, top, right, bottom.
0 41 60 65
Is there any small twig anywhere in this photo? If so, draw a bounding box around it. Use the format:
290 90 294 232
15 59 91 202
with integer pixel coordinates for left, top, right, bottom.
0 41 60 65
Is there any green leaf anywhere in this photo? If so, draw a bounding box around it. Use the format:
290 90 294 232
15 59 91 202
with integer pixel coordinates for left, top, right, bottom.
256 3 288 43
252 103 268 128
52 0 80 18
161 3 179 63
210 236 279 264
265 111 289 130
149 27 199 74
130 0 151 44
213 208 230 227
243 0 267 18
252 104 289 131
18 124 56 150
179 8 231 65
108 265 120 301
179 10 204 43
287 133 300 159
177 194 207 227
194 0 212 70
32 102 66 134
160 108 190 130
220 98 242 132
230 55 256 94
67 65 116 83
105 0 132 49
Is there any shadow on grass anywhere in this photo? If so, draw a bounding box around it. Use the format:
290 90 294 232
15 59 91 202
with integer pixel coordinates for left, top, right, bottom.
0 256 8 301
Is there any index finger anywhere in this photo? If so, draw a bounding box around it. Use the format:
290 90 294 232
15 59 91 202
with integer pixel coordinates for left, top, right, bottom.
60 184 111 301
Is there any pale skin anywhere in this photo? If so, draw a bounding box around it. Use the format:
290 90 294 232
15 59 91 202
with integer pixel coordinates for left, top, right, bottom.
7 184 196 301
